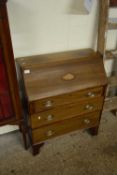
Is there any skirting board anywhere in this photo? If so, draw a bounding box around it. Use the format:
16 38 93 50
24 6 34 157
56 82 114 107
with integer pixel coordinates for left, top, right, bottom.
0 125 18 135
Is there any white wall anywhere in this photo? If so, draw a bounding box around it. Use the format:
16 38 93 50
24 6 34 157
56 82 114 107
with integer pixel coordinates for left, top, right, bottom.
0 0 117 134
7 0 99 57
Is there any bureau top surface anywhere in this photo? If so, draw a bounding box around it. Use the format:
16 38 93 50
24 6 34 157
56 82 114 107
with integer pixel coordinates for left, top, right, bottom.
16 49 107 101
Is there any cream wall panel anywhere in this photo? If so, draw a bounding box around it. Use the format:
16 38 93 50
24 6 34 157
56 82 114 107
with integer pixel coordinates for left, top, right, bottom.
7 0 97 57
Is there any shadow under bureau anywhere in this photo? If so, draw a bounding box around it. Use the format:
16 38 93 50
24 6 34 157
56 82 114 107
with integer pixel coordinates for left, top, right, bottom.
16 49 107 155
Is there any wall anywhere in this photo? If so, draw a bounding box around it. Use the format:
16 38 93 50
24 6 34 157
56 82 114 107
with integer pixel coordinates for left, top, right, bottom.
0 0 117 134
7 0 99 57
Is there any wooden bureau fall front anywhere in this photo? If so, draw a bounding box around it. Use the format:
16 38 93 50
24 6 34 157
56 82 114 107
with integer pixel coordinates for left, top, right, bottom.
16 49 107 155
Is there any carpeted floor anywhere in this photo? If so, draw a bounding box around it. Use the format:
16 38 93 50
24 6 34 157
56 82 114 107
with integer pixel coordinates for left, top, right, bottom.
0 112 117 175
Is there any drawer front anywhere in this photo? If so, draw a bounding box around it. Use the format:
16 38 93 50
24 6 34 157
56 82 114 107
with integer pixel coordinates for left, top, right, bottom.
29 87 103 114
30 97 104 129
32 111 100 144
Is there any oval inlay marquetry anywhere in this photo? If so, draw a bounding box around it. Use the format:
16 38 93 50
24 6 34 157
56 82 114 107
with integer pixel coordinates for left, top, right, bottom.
62 73 75 81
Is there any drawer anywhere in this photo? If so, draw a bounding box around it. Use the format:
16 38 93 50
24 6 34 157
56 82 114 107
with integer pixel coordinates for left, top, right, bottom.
32 111 100 144
30 97 104 129
29 87 103 114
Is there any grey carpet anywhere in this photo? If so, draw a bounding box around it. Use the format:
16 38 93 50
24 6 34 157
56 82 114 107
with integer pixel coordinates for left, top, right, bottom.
0 112 117 175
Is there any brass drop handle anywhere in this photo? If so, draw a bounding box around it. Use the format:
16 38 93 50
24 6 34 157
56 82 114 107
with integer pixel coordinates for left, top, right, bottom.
46 130 54 137
47 114 54 121
85 104 94 110
87 92 95 97
84 119 90 124
45 100 53 108
37 116 41 120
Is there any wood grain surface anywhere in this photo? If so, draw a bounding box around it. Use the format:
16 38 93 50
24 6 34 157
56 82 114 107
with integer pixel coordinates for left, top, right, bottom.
29 87 103 114
30 97 104 129
16 50 107 102
32 111 100 143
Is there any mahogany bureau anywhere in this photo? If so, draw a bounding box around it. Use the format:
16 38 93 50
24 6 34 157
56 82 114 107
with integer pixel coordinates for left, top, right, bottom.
16 49 107 155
